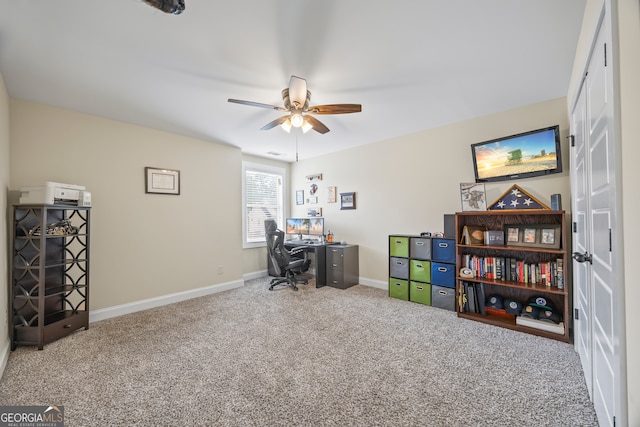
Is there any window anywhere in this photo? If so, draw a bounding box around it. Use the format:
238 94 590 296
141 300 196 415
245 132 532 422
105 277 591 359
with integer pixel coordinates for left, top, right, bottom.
242 162 285 248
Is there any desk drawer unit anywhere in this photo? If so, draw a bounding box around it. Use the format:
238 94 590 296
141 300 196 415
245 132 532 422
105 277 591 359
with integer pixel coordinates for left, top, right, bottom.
326 244 359 289
432 238 455 263
431 261 455 288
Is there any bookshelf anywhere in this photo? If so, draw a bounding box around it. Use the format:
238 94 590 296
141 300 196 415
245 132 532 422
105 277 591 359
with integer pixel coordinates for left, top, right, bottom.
455 210 569 342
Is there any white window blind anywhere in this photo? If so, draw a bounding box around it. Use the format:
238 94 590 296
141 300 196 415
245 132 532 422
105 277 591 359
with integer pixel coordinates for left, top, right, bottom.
243 162 285 247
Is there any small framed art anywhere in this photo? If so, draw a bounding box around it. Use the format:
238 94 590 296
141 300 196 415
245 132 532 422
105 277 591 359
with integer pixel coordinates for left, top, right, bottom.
145 167 180 195
327 186 337 203
460 183 487 211
296 190 304 205
340 192 356 210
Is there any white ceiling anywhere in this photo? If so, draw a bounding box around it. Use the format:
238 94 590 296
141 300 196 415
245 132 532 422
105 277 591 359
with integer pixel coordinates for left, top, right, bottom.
0 1 586 163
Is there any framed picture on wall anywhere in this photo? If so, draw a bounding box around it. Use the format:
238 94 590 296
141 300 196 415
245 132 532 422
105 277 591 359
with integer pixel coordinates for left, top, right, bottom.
340 192 356 210
145 167 180 195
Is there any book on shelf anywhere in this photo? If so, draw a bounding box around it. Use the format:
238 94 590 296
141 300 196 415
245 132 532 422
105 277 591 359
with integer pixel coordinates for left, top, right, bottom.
460 255 565 288
460 225 486 245
484 230 504 246
462 281 486 315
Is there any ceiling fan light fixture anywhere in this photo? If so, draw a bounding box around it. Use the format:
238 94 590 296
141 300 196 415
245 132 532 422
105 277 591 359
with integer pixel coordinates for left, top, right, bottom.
301 119 313 133
280 119 292 133
290 113 304 128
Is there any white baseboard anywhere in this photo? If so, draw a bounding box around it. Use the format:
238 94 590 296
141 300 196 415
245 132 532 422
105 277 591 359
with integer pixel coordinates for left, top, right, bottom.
89 279 244 323
358 277 387 290
0 338 10 382
243 270 268 281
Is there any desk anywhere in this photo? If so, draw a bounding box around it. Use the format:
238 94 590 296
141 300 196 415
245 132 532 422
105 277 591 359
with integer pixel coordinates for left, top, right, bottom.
283 242 328 287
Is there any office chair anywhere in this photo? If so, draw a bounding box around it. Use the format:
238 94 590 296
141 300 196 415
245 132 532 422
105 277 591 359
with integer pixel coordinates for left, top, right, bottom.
264 220 311 291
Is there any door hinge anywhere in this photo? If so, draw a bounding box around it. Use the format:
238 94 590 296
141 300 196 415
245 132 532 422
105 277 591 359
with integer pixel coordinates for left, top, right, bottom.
609 229 612 252
573 222 577 233
569 135 575 147
575 308 579 320
604 43 607 67
613 416 616 426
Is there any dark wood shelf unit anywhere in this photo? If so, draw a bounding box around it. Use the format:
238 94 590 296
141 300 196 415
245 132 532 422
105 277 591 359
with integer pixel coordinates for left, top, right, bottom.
455 210 569 342
11 204 91 350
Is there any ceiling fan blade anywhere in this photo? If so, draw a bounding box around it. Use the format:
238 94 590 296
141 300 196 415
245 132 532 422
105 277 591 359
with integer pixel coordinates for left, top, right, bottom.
228 99 287 112
260 115 290 131
288 76 308 108
305 115 330 134
307 104 362 114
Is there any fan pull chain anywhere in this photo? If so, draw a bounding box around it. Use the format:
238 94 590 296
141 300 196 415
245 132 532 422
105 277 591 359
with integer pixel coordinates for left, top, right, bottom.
296 133 299 162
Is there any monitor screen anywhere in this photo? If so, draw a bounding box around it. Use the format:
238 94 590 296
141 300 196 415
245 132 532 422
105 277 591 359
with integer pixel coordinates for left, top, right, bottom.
285 217 324 237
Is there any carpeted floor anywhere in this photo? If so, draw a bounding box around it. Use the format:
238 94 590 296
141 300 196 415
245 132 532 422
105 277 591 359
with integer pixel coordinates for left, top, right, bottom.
0 277 598 426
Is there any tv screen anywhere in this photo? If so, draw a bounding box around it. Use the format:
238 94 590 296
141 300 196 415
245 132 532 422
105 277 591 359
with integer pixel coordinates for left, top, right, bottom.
471 125 562 183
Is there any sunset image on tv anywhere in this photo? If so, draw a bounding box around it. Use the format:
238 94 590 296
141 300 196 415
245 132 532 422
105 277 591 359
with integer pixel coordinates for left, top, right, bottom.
474 129 559 180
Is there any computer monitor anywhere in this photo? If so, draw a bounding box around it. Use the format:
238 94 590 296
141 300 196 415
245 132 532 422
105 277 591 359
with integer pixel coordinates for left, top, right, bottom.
306 218 324 236
285 217 324 239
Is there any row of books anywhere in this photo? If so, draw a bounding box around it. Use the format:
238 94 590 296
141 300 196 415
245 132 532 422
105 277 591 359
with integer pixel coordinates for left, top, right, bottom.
461 254 564 289
461 281 486 315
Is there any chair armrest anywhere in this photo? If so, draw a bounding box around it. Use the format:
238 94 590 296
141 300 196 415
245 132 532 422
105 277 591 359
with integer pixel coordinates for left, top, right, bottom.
288 246 307 257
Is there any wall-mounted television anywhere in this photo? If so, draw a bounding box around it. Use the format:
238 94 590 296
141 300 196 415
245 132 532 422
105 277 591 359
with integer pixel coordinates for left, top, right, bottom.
471 125 562 183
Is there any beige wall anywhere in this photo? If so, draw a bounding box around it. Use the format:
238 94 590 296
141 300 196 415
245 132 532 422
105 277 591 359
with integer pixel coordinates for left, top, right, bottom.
9 100 244 310
290 97 570 286
0 73 10 367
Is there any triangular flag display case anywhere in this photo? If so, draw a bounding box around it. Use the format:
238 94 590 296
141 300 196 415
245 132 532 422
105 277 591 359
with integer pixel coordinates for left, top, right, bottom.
487 184 550 211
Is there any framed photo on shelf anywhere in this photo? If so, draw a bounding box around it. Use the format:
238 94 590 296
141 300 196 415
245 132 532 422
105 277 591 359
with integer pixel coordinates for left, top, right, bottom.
506 226 521 244
145 167 180 195
340 192 356 210
505 224 561 249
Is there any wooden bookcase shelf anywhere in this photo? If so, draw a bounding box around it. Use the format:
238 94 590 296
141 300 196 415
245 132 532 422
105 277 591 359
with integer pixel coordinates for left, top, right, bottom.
455 210 569 342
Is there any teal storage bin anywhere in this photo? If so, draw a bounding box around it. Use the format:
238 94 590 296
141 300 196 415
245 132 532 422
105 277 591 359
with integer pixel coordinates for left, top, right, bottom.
410 282 431 305
389 236 409 258
389 278 409 300
410 259 431 283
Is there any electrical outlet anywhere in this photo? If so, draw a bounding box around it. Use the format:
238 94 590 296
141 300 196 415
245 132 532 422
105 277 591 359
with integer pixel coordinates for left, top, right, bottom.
217 265 224 275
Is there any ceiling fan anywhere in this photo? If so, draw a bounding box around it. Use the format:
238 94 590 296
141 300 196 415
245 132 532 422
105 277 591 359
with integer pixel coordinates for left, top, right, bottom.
228 76 361 134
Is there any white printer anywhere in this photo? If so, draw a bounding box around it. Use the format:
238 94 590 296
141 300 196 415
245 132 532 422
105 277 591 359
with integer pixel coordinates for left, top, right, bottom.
19 182 92 206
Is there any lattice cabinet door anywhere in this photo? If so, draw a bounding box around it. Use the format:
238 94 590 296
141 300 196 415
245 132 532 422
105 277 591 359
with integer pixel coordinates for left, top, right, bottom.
11 205 90 350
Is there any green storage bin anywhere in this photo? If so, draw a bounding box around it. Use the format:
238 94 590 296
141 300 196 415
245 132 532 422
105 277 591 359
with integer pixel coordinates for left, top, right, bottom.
410 259 431 283
410 282 431 305
389 278 409 300
389 236 409 258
